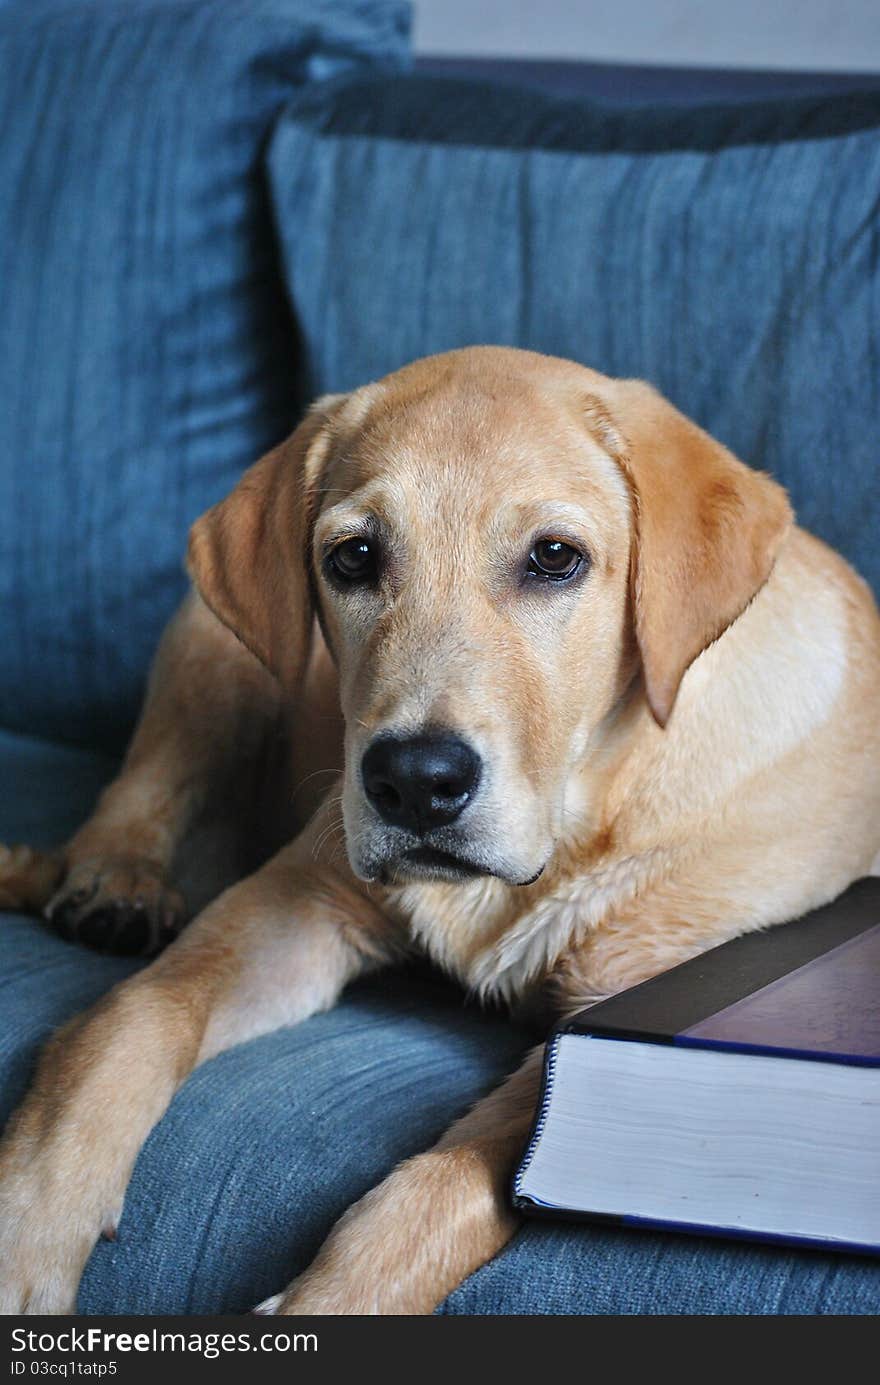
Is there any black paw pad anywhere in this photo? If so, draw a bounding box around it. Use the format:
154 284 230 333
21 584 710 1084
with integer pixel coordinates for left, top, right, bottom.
50 901 160 957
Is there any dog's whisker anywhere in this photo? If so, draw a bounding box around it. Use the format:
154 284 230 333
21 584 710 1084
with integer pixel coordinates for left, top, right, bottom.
310 799 345 861
291 767 344 801
327 840 348 869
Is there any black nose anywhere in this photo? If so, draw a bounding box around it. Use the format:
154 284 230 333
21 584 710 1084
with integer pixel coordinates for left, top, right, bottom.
361 733 482 834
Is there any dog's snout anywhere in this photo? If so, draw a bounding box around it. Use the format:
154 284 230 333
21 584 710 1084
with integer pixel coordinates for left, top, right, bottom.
361 733 481 834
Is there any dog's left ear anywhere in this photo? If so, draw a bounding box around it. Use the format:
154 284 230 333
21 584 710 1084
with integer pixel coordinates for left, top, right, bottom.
585 382 793 728
186 394 348 685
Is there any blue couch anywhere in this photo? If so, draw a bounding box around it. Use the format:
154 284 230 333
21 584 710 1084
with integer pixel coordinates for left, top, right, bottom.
1 1 879 1314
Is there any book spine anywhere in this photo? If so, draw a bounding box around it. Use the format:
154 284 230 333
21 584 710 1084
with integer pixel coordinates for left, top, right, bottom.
515 1202 880 1257
511 1033 561 1203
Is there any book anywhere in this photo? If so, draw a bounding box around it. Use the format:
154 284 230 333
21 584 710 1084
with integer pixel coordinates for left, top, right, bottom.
513 877 880 1255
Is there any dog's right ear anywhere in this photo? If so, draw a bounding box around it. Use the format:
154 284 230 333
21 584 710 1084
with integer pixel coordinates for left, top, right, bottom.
186 395 347 685
583 382 792 728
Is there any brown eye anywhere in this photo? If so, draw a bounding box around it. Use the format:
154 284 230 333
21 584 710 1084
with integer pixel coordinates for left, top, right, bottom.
327 537 377 585
527 539 585 582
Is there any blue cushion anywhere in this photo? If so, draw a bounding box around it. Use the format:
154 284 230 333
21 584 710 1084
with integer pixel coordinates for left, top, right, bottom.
0 900 528 1313
442 1222 880 1314
0 730 137 1118
0 726 118 847
416 56 880 106
268 75 880 602
0 902 526 1313
0 0 409 752
77 979 527 1314
2 729 877 1312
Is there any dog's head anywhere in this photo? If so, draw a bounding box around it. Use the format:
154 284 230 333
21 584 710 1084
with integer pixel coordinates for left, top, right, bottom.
188 348 791 887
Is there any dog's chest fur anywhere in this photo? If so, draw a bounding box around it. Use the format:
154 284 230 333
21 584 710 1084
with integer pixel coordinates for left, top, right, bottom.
387 846 662 1005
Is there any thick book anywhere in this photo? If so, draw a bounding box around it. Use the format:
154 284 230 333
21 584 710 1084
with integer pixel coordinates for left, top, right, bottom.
513 877 880 1255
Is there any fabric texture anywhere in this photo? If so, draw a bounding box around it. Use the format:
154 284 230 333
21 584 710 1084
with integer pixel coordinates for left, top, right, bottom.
441 1221 880 1314
0 0 409 751
0 730 136 1122
268 75 880 602
0 907 527 1315
416 56 880 106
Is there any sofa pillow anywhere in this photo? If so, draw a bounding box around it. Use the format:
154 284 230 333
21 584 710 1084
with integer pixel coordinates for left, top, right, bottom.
268 75 880 601
0 0 409 749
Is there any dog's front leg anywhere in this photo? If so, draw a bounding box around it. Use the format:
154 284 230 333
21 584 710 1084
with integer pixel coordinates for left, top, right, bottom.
0 821 392 1315
261 1047 543 1316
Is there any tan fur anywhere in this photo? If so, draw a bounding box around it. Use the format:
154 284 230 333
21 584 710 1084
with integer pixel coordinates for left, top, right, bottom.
584 382 793 726
1 347 878 1314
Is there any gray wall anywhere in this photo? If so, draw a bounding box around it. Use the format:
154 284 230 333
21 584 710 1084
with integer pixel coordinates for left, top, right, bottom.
413 1 880 73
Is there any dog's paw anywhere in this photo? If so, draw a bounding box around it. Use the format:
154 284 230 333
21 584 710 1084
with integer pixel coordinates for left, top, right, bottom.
46 856 186 957
252 1293 284 1315
0 1229 82 1315
0 843 64 913
0 1134 117 1314
252 1275 379 1316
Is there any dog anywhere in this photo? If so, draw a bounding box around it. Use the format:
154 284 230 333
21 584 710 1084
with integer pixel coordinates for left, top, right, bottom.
1 346 879 1315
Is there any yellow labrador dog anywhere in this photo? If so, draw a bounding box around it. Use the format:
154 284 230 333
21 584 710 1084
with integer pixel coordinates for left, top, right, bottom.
1 347 879 1315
